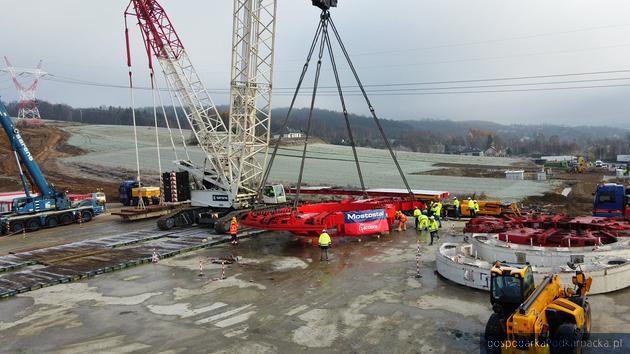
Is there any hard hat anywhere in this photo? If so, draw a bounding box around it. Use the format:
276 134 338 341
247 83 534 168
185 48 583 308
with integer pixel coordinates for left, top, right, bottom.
322 229 327 232
467 197 471 200
454 196 458 199
430 216 435 219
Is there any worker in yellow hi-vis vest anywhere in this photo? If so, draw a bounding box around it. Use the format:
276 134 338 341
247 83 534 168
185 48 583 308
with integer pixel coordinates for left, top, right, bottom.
453 197 461 220
428 216 439 246
467 197 476 217
319 229 332 261
417 211 429 243
413 207 421 230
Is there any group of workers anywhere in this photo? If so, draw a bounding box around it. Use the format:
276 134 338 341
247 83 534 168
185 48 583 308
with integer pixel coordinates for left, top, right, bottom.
408 202 442 246
402 196 481 245
230 196 483 262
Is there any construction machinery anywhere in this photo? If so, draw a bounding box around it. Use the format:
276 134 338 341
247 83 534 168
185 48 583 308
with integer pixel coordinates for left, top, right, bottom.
593 183 629 218
455 200 521 218
484 262 592 354
125 0 423 235
118 180 161 207
0 100 104 235
567 156 587 174
124 0 285 231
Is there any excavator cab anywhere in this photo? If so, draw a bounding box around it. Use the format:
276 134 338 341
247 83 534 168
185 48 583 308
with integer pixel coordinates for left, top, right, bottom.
489 262 535 316
485 261 593 354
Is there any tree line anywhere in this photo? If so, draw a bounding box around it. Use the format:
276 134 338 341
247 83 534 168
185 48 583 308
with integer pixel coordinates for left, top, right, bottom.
3 100 629 160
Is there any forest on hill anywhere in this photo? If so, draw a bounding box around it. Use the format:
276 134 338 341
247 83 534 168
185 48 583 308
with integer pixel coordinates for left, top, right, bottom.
3 100 628 160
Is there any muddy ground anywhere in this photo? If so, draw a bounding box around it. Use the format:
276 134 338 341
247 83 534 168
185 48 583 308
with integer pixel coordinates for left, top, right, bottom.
412 161 539 179
522 169 606 215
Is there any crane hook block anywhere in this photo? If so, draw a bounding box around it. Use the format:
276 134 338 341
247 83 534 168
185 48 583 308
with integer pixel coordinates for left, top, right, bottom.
312 0 337 11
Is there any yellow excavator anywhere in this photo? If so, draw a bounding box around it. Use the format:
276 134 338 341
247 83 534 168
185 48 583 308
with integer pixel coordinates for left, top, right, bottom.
567 156 587 174
484 262 592 354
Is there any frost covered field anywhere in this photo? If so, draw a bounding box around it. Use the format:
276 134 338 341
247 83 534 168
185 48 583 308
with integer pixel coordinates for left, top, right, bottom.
61 124 553 201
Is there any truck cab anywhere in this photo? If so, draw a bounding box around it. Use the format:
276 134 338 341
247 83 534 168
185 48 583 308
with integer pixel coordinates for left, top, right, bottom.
593 183 628 218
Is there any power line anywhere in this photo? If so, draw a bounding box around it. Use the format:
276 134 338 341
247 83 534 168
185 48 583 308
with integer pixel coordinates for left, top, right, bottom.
306 69 630 89
296 82 630 97
39 68 630 94
279 22 630 62
40 76 630 96
318 77 630 94
325 43 630 72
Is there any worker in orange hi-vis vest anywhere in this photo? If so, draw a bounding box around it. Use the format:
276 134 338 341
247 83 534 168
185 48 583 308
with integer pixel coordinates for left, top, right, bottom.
396 211 408 232
229 217 239 245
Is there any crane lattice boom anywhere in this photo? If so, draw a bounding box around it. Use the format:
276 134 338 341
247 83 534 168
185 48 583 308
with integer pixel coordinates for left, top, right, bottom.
127 0 230 191
126 0 277 207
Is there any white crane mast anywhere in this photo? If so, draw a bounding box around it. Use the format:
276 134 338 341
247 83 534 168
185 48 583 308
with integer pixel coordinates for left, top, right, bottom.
228 0 278 203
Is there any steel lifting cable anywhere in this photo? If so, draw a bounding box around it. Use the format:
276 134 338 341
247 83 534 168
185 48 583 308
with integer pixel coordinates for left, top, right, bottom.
329 18 414 198
163 75 191 161
125 16 145 209
294 14 330 209
150 71 165 205
323 27 367 197
259 18 325 199
153 76 179 161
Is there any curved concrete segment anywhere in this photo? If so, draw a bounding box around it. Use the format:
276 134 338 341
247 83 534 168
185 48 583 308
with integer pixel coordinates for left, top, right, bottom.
436 241 630 295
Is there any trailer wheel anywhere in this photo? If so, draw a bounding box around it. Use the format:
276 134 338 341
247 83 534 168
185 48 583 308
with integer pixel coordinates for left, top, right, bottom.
60 213 73 225
551 323 580 354
81 210 93 222
26 219 41 231
484 313 506 354
45 217 58 228
11 222 25 233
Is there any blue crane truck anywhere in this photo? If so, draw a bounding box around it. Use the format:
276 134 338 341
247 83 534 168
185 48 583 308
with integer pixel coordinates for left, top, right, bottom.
593 183 629 218
0 100 104 235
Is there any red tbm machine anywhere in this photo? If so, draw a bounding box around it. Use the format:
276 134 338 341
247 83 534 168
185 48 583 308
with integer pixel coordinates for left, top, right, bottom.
242 188 449 237
464 214 630 247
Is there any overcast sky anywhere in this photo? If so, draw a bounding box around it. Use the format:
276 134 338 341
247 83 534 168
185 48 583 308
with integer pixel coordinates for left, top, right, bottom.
2 0 630 127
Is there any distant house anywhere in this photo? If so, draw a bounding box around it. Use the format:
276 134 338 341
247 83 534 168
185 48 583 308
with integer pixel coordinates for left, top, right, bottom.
484 146 498 157
272 131 305 140
285 132 304 139
428 144 446 154
459 148 484 157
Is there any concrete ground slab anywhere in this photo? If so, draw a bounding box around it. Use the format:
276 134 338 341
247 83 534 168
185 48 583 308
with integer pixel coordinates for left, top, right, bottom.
0 220 628 353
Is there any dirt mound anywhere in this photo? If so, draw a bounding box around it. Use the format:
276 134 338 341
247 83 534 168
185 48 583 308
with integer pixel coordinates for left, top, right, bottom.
0 124 120 200
414 167 505 178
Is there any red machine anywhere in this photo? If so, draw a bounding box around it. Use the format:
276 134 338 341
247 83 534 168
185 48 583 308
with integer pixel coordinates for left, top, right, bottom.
464 214 630 247
241 196 428 237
